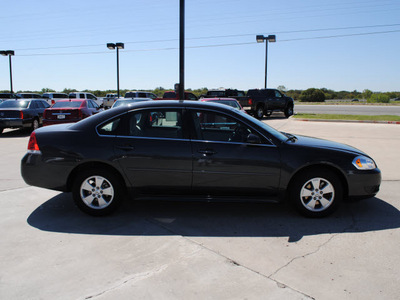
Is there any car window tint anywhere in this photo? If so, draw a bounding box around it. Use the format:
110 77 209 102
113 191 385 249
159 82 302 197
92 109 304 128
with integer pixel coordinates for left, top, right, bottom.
36 101 44 108
192 110 254 143
128 109 183 139
87 100 94 108
98 118 121 135
187 93 197 100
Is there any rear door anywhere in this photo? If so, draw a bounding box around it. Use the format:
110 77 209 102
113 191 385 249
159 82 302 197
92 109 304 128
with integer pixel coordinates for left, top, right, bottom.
109 107 193 195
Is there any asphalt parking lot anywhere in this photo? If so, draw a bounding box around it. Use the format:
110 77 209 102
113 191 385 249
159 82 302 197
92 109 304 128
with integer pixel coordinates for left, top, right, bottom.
1 118 399 300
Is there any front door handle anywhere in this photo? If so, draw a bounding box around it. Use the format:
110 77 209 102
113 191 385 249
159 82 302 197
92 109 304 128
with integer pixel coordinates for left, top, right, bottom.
198 149 217 155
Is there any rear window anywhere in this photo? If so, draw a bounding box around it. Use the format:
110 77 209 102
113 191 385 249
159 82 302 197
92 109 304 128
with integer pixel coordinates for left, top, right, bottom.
209 100 240 109
207 91 226 97
0 93 16 99
163 92 176 98
52 101 83 108
125 92 136 98
0 100 30 108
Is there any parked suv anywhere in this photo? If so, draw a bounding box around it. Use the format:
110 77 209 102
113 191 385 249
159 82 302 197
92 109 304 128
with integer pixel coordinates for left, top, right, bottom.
42 92 69 105
124 91 157 99
69 92 102 107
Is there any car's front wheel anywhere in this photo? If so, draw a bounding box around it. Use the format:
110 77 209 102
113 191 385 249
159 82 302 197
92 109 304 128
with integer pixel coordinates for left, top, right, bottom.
290 169 343 217
284 105 293 118
72 169 124 216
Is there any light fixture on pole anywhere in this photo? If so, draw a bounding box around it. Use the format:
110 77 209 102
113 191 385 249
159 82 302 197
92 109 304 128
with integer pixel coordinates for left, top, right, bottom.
0 50 15 94
256 35 276 89
107 43 124 98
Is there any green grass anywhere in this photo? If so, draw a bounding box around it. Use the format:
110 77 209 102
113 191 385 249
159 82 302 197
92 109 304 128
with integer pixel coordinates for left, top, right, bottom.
293 113 400 122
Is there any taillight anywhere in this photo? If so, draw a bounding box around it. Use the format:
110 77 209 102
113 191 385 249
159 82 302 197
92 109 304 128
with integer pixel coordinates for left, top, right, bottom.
20 111 24 119
248 98 253 105
27 132 41 153
78 110 83 118
51 100 55 105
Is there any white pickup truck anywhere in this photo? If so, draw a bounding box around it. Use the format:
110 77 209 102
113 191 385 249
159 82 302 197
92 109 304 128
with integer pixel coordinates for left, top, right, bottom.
102 94 118 109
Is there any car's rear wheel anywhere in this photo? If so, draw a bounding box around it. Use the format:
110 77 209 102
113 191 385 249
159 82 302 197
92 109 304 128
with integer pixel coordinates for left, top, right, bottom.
255 105 264 119
290 169 343 217
72 169 124 216
31 118 39 131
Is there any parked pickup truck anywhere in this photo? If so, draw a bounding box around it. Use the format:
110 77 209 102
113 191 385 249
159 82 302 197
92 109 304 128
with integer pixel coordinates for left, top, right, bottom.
102 94 118 109
241 89 294 119
200 88 294 119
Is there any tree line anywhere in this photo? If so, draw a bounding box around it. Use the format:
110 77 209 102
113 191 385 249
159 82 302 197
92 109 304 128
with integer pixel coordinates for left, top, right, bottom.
2 86 399 103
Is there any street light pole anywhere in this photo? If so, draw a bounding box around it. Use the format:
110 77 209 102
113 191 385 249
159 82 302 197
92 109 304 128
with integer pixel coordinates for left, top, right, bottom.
107 43 124 98
1 50 15 94
256 35 276 89
264 41 268 89
179 0 185 101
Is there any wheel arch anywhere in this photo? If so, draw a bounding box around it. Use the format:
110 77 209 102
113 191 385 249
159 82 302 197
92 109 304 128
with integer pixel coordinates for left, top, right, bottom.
66 161 128 192
285 164 349 201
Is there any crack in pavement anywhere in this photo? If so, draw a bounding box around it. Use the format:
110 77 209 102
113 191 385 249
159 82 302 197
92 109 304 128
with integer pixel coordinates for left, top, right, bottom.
145 217 315 299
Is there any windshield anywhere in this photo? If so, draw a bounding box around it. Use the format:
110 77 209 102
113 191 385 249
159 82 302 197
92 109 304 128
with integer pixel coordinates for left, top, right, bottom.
0 100 30 108
237 110 288 142
52 101 83 108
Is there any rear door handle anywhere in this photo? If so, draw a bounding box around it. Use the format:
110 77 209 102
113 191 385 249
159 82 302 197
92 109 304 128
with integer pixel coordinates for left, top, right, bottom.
116 145 135 151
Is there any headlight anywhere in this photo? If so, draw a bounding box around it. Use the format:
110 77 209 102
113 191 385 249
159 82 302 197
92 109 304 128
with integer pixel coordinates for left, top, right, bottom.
352 155 376 170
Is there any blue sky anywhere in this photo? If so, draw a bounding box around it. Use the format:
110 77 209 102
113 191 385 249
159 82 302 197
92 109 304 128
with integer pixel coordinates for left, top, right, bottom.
0 0 399 92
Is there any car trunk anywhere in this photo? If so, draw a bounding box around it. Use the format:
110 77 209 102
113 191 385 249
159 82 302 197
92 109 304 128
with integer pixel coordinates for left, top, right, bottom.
0 109 23 119
44 108 82 121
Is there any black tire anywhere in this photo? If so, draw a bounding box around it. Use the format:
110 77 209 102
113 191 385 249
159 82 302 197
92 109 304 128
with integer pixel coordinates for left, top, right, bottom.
284 105 293 118
255 105 264 120
289 169 343 218
31 118 39 131
0 128 3 134
72 168 124 216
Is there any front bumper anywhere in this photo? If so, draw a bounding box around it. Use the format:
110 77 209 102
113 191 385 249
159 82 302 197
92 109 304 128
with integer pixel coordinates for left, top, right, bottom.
347 168 381 199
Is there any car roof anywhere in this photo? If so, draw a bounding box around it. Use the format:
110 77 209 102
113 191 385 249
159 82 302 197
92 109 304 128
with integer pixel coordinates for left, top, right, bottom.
201 98 239 102
56 99 85 102
70 100 241 130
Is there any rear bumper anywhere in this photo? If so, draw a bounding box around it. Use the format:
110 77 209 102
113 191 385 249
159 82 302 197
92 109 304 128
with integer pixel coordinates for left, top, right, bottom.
21 152 71 192
0 118 24 129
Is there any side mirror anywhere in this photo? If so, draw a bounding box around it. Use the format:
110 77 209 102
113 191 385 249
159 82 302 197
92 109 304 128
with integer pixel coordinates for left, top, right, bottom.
246 133 261 144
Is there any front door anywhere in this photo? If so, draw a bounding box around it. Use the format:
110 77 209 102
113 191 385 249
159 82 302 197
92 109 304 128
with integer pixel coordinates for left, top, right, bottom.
189 109 281 197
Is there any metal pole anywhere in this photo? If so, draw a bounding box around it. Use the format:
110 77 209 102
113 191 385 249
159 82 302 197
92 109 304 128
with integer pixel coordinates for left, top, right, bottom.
179 0 185 101
9 55 13 94
116 47 120 98
264 41 268 89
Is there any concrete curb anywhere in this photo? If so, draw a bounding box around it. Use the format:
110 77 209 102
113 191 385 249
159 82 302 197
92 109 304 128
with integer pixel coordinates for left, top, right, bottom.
293 118 400 125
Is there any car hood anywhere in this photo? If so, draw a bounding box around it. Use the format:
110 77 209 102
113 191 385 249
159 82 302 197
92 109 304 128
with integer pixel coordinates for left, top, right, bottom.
288 134 366 156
